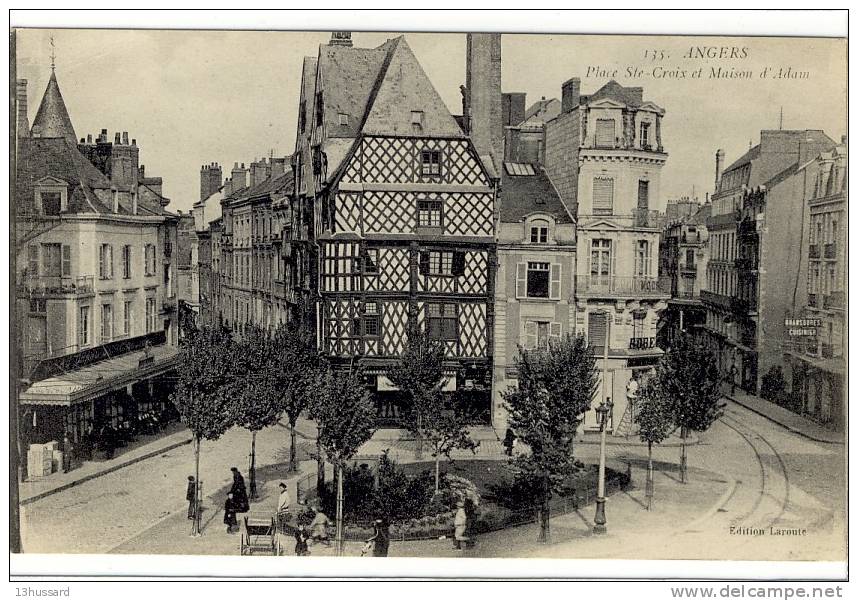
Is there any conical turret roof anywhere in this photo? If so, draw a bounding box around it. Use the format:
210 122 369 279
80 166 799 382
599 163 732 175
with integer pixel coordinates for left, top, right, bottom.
31 70 77 143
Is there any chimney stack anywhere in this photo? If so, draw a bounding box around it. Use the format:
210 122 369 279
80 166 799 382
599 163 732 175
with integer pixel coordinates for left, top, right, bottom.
16 79 29 138
561 78 581 113
231 162 248 190
122 131 129 145
715 148 725 189
329 32 353 47
114 132 121 144
465 33 503 174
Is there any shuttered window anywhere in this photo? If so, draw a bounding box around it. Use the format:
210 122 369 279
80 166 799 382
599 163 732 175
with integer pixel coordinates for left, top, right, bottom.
593 178 614 215
588 312 608 350
524 320 562 350
637 180 649 210
28 244 39 277
595 119 615 147
549 264 562 300
42 243 63 278
62 245 71 277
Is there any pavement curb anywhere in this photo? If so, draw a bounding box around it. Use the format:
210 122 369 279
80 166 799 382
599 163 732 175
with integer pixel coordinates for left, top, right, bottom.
20 436 194 506
726 395 844 445
678 475 739 534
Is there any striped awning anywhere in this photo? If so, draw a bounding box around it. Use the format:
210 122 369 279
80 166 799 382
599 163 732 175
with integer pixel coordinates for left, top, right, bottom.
19 344 179 407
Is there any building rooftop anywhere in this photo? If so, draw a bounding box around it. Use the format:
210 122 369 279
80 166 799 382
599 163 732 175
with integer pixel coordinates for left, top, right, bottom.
500 162 574 224
30 71 77 144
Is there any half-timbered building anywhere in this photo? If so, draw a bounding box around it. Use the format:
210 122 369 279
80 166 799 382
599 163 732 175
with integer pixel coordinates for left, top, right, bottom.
297 33 498 422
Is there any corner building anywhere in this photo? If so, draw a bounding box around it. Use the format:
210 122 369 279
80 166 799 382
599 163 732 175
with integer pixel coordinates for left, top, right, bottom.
544 78 670 433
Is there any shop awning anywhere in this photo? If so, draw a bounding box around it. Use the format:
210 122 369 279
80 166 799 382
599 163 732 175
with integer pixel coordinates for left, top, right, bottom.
19 344 180 407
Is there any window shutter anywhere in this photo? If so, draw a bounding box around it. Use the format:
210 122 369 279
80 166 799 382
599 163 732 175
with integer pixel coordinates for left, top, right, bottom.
515 263 527 298
595 119 615 147
588 312 607 348
593 178 614 214
99 245 105 278
108 244 114 278
525 320 537 349
452 252 466 276
550 322 562 343
549 263 562 300
418 251 430 275
61 245 71 277
28 244 38 276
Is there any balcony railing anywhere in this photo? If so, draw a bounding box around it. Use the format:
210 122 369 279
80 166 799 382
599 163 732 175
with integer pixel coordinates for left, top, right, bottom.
633 209 663 229
809 244 820 259
824 243 837 259
823 291 844 310
576 275 671 296
700 290 732 310
680 263 697 274
24 275 95 296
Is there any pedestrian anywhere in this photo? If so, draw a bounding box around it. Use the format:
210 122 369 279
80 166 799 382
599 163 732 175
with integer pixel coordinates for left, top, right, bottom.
186 476 197 520
309 506 332 546
503 427 515 457
294 523 310 556
729 362 739 395
453 500 468 550
276 482 291 531
223 492 239 534
61 433 74 473
230 467 249 513
365 517 389 557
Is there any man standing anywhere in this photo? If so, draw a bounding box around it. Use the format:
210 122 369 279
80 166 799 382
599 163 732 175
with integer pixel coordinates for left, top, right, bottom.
186 476 197 520
276 482 291 531
729 361 739 395
626 373 640 428
61 434 74 473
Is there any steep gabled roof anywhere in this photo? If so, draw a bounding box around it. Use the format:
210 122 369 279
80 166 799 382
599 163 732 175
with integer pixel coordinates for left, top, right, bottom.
360 37 463 138
500 162 574 224
31 71 77 144
318 44 387 139
522 98 560 127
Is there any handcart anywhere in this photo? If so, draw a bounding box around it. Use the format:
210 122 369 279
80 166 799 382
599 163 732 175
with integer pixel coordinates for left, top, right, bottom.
239 513 281 556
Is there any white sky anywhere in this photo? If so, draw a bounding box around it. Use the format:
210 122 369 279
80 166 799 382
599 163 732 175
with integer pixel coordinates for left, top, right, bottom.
15 29 847 215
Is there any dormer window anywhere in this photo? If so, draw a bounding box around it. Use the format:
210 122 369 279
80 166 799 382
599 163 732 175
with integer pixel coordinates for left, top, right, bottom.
595 119 615 148
640 122 651 149
530 219 549 244
411 110 424 133
35 178 68 216
338 112 349 126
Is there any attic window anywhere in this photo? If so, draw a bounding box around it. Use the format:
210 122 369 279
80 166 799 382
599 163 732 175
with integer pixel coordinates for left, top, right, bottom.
338 113 349 126
411 111 424 132
35 181 68 216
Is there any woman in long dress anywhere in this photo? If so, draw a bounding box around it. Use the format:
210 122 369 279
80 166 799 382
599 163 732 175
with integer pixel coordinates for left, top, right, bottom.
230 467 249 512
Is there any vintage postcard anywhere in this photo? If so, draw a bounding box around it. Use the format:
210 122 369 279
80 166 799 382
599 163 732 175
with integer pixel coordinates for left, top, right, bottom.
9 14 847 580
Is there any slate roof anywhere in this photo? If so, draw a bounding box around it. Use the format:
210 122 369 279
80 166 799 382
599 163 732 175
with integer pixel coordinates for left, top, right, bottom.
31 71 77 144
16 137 172 217
500 162 573 224
522 98 560 127
226 170 294 205
317 36 463 140
580 80 644 108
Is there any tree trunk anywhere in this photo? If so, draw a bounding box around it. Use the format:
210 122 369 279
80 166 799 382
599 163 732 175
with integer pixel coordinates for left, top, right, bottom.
434 454 440 494
415 410 423 460
336 464 344 556
679 426 688 484
646 441 654 510
316 437 325 497
192 435 201 536
289 418 298 473
249 430 258 500
537 475 551 543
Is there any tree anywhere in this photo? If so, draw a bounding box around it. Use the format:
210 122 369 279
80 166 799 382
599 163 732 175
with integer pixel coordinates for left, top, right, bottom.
503 334 598 543
270 324 324 473
170 325 238 535
387 329 447 460
760 365 787 403
312 367 376 555
656 333 723 483
634 379 673 510
229 324 282 500
388 330 477 486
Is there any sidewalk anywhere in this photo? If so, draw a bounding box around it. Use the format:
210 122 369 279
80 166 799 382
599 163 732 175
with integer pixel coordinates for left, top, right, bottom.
725 387 844 444
19 421 193 505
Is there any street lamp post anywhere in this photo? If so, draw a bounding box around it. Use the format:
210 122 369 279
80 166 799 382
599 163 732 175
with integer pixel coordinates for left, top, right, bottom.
594 316 611 535
593 397 612 534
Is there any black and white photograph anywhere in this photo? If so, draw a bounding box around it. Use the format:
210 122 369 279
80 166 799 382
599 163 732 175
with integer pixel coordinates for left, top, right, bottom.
7 9 849 585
